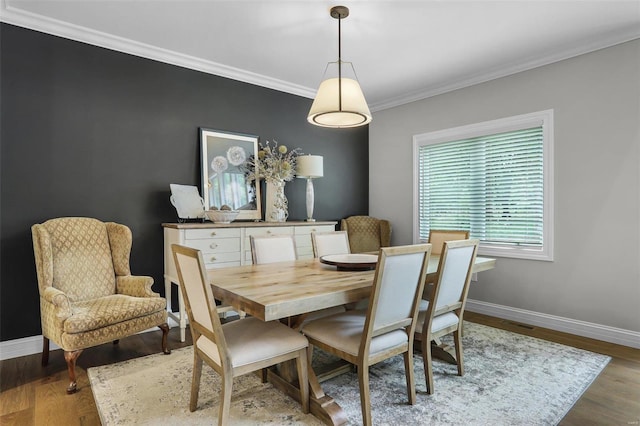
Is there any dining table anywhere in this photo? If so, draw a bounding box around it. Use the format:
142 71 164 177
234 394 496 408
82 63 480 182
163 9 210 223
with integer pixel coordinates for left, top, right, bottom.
209 254 496 425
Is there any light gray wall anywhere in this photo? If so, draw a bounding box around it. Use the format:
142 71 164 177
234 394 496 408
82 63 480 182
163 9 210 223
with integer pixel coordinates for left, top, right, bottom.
369 40 640 332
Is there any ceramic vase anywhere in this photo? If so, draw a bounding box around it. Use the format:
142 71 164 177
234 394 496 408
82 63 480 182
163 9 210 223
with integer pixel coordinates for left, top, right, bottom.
265 180 288 222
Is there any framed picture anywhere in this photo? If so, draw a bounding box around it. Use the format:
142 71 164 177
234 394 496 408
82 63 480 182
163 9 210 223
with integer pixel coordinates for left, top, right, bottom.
200 128 261 221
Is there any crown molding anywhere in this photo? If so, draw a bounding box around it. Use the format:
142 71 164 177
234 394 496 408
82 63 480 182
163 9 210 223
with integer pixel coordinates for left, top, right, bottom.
369 26 640 112
0 1 317 99
2 1 639 112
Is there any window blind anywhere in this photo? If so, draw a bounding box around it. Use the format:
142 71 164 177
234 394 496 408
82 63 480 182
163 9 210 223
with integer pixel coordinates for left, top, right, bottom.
418 126 544 247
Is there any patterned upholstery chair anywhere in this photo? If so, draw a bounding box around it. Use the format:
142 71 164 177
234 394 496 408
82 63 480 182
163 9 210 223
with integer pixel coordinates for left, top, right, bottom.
32 217 170 394
340 215 392 253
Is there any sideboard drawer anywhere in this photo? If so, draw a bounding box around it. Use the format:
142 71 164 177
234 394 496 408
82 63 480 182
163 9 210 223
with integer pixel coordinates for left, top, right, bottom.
186 237 241 254
244 226 294 237
185 228 241 240
201 251 242 266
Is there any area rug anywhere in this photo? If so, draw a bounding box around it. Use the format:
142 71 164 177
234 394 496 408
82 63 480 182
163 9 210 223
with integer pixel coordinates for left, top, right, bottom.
88 322 610 425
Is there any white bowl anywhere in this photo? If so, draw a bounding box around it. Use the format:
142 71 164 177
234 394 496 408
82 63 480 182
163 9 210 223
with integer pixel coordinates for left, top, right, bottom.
205 210 239 223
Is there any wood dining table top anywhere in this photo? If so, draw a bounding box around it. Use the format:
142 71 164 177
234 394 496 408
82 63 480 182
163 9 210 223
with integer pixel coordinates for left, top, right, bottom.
209 255 496 322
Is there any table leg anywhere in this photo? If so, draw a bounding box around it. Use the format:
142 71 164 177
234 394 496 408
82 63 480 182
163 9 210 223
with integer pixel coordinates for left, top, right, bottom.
165 278 187 343
266 365 348 426
429 337 458 365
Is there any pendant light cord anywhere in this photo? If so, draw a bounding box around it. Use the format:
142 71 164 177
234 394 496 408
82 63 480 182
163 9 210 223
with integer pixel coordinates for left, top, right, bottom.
338 13 342 112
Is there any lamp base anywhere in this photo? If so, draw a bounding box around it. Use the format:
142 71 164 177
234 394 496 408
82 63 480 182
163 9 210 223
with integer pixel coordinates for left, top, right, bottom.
305 218 316 222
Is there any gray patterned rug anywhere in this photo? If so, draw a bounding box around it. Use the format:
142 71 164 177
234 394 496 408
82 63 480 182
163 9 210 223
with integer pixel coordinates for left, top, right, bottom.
88 322 610 425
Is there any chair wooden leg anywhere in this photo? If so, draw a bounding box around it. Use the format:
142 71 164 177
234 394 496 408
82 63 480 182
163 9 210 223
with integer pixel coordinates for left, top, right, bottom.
422 338 434 395
296 348 310 414
41 336 50 366
403 350 417 405
357 362 372 426
219 372 233 426
454 330 464 376
190 353 203 412
64 350 83 394
159 323 171 354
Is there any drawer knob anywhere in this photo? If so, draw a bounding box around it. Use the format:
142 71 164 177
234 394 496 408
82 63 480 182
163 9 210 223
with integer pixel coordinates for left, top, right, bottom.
210 231 217 236
210 243 218 249
267 230 272 234
210 256 217 262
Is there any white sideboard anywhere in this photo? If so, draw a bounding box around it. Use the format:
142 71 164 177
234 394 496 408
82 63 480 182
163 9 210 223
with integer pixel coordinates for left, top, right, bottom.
163 221 337 341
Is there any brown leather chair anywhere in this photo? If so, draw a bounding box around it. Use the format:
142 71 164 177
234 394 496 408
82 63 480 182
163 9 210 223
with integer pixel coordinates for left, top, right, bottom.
32 217 170 393
340 215 391 253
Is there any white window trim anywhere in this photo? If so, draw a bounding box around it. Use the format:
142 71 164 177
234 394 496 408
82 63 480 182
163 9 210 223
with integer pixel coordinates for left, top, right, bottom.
412 109 554 261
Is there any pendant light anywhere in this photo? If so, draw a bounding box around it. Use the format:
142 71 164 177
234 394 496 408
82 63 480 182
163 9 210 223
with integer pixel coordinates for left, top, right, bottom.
308 5 371 128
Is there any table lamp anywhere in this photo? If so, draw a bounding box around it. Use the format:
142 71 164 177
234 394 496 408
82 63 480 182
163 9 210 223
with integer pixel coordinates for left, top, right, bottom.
296 155 324 222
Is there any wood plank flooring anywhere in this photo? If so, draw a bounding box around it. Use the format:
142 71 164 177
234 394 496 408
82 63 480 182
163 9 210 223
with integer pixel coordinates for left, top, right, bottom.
1 312 638 425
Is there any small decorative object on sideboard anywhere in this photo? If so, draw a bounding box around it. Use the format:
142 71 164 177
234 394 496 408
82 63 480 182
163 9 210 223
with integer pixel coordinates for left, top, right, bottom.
205 205 240 223
169 183 205 222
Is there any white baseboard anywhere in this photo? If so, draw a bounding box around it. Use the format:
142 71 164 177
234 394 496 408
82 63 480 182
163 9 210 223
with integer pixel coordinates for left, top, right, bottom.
0 335 61 361
466 299 640 349
3 303 638 360
0 325 171 361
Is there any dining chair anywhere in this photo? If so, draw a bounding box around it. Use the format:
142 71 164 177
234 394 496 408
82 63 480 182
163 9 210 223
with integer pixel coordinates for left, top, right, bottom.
301 244 431 426
250 234 297 264
311 230 351 258
415 238 479 394
340 215 392 253
251 234 345 328
171 244 310 425
427 229 469 255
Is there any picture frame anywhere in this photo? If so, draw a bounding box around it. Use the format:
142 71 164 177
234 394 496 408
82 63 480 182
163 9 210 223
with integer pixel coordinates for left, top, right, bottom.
200 128 261 221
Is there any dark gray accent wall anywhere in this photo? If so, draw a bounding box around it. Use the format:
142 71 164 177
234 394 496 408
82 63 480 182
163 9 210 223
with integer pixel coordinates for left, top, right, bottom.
0 23 369 341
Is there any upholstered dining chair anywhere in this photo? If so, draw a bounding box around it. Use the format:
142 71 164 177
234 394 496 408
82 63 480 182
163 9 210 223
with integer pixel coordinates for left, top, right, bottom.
171 244 309 425
251 234 344 328
31 217 170 394
311 230 350 258
301 244 431 426
427 229 470 256
415 239 479 394
340 215 391 253
250 234 297 264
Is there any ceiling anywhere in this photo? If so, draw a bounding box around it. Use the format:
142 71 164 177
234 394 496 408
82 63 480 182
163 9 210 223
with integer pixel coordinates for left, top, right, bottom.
2 0 639 111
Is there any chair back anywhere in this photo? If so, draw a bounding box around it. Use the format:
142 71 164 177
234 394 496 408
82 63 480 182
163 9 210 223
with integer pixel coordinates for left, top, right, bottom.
311 231 350 258
428 229 469 255
32 217 119 301
340 215 392 253
364 244 430 342
172 244 228 366
432 239 479 313
250 235 297 264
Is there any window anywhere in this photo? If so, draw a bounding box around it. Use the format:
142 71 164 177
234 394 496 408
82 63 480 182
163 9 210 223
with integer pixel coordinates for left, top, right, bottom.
413 110 554 261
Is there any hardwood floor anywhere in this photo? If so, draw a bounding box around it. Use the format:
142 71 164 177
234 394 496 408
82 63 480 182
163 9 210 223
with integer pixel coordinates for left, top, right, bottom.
1 313 638 425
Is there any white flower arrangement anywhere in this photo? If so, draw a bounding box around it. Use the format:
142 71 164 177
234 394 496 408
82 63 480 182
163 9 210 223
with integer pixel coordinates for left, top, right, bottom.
246 140 302 184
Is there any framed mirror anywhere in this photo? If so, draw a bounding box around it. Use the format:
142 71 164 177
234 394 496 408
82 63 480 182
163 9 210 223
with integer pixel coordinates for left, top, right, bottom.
200 128 261 221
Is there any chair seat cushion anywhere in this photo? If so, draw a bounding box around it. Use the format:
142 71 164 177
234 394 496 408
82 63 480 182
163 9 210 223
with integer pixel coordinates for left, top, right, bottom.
64 294 166 334
417 300 460 333
197 317 308 368
301 310 408 358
